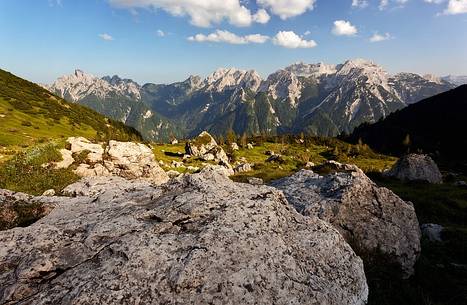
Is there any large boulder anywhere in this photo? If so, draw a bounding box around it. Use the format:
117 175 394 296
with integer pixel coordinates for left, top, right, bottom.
384 154 443 184
104 140 169 183
54 138 169 184
185 131 231 168
0 171 368 305
272 167 421 278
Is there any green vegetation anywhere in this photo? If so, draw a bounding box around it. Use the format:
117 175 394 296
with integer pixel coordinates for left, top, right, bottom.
0 69 141 160
0 142 79 195
366 174 467 305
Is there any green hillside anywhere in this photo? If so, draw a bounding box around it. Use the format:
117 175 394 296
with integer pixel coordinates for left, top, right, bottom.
0 69 142 159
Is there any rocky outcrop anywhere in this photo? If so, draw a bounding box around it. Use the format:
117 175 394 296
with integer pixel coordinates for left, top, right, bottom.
185 131 231 170
54 137 169 184
272 167 421 277
0 171 368 305
384 154 443 184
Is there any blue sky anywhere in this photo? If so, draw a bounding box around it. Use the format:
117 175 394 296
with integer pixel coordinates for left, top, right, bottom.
1 0 466 84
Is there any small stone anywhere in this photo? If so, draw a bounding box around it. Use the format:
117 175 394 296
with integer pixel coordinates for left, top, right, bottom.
42 189 55 197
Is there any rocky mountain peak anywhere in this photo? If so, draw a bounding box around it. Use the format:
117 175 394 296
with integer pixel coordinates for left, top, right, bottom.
259 69 302 106
285 62 337 78
204 67 262 92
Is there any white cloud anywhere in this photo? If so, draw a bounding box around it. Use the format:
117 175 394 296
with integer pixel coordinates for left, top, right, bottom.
304 30 312 35
272 31 317 48
188 30 269 44
370 32 392 42
379 0 409 10
424 0 445 3
99 33 114 41
257 0 316 19
352 0 369 8
253 9 271 24
444 0 467 14
157 29 165 37
332 20 358 36
109 0 269 27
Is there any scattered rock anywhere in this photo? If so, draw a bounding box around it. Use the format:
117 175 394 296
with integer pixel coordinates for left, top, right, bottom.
247 177 264 185
0 172 368 305
200 164 234 177
265 150 275 156
384 154 443 184
234 163 253 173
454 180 467 188
231 142 239 150
421 224 444 242
247 143 254 149
54 149 74 169
305 161 315 168
266 154 284 163
67 137 104 163
41 189 55 197
171 160 184 168
186 166 199 172
272 168 421 278
171 138 179 145
166 170 181 178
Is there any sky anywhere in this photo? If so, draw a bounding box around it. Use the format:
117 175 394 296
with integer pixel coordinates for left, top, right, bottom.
1 0 466 85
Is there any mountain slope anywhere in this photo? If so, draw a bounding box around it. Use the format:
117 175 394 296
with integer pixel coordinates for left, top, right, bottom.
0 69 141 152
45 70 181 142
346 85 467 168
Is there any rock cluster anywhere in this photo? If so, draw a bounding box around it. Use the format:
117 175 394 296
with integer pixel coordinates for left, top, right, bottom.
55 137 169 184
185 131 232 171
0 170 368 305
272 164 421 277
384 154 443 184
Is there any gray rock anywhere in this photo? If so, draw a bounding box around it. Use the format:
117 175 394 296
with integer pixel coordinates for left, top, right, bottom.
247 143 254 149
454 180 467 188
234 163 253 173
247 177 264 185
421 223 444 242
185 131 231 168
384 154 443 184
67 137 104 163
231 142 239 150
0 171 368 305
41 189 56 197
272 168 421 278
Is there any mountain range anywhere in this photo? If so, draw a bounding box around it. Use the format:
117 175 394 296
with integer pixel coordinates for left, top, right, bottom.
44 59 457 142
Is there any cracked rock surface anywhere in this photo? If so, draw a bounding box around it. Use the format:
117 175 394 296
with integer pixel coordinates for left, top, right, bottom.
272 168 421 278
0 171 368 305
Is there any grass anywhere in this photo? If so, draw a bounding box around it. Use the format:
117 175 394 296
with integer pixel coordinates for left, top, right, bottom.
0 68 142 161
0 142 80 195
366 173 467 305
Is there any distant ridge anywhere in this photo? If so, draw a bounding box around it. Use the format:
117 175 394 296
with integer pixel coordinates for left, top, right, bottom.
346 85 467 169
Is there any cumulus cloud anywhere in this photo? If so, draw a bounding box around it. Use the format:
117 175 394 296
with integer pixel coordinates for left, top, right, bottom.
99 33 114 41
109 0 269 27
257 0 316 19
369 32 392 42
157 29 165 37
444 0 467 14
253 9 271 24
188 30 269 44
352 0 369 8
272 31 317 48
378 0 409 10
332 20 358 36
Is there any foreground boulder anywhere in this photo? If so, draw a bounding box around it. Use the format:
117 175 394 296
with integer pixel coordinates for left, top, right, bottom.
0 171 368 305
384 154 443 184
272 166 421 277
54 137 169 184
